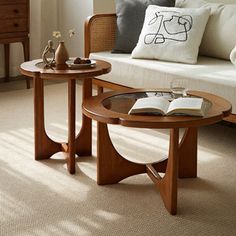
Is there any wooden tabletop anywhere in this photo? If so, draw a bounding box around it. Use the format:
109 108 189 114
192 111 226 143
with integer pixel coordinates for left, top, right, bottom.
82 89 232 129
20 59 111 80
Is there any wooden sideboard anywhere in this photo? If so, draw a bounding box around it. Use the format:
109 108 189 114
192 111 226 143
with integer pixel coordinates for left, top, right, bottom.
0 0 30 88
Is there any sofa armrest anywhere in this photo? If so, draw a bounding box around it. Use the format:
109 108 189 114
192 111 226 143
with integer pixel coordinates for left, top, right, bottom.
84 14 116 57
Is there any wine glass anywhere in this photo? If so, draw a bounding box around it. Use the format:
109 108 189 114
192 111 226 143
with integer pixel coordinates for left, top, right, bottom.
170 79 188 98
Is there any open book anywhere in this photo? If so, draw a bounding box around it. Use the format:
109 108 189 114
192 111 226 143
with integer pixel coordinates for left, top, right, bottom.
128 97 205 116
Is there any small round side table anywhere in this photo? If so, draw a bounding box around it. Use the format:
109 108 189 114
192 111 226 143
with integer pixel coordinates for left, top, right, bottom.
20 59 111 174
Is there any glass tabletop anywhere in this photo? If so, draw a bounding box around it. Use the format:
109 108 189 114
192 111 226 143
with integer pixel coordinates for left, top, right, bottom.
102 91 212 115
35 61 48 69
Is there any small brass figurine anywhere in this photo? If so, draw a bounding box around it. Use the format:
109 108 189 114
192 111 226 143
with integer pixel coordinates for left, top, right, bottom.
42 40 56 67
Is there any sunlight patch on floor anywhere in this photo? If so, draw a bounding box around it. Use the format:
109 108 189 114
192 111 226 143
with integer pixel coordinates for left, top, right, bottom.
95 209 121 221
0 192 33 222
108 125 169 163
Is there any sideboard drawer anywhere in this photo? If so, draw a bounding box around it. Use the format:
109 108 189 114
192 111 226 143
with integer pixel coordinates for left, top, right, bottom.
0 4 27 19
0 18 27 33
0 0 26 4
0 0 30 88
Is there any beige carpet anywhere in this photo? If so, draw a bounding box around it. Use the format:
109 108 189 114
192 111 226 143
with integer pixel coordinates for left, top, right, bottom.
0 80 236 236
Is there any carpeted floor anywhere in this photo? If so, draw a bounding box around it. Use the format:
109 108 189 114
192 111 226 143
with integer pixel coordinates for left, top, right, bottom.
0 80 236 236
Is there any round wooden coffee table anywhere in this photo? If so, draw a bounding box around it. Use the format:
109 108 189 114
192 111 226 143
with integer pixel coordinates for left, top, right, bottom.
82 89 231 215
20 59 111 174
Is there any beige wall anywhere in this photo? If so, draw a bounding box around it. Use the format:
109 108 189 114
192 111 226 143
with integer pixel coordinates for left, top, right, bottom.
93 0 115 13
0 0 58 78
57 0 93 57
57 0 115 57
40 0 58 56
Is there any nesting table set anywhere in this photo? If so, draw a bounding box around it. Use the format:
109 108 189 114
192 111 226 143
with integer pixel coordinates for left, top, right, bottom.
20 59 231 215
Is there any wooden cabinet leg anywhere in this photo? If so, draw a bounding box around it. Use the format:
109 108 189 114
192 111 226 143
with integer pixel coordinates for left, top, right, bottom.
23 38 30 61
4 44 10 82
22 38 31 89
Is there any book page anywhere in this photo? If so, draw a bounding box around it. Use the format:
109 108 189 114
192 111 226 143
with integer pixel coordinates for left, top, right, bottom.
129 97 170 115
167 97 204 115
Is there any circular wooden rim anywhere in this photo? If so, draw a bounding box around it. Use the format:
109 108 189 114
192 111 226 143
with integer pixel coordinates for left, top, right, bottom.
20 59 111 79
82 89 232 128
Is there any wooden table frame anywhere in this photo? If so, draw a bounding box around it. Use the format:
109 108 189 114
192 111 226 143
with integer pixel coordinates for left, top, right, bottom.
20 59 111 174
97 123 197 215
82 89 231 214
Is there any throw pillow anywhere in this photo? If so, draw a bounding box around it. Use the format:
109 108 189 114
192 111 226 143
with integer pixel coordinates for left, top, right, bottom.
176 0 236 60
230 46 236 67
112 0 175 53
131 5 210 64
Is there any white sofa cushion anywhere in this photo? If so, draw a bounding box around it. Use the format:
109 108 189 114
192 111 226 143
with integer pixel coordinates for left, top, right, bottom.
131 5 210 64
176 0 236 60
90 51 236 113
206 0 236 3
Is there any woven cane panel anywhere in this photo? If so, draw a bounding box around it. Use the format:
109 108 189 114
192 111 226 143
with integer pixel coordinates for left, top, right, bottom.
90 16 116 53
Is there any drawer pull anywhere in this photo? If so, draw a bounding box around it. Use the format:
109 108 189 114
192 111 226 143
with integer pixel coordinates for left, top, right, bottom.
14 23 19 27
14 9 19 14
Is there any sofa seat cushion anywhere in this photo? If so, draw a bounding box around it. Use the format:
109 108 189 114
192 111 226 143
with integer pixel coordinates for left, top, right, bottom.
90 51 236 113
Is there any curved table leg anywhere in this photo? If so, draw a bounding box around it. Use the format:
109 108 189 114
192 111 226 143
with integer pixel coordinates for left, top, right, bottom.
33 74 61 160
179 127 198 178
67 79 76 174
76 78 92 156
97 123 183 215
161 128 179 214
34 76 93 174
147 128 179 215
97 122 146 185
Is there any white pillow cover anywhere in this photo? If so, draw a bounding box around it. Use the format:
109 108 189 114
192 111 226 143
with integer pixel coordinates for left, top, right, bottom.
131 5 210 64
176 0 236 60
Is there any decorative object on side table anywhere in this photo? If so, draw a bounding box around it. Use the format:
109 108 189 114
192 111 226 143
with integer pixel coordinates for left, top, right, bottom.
55 41 69 68
53 30 75 68
42 29 75 69
42 40 56 68
66 58 96 69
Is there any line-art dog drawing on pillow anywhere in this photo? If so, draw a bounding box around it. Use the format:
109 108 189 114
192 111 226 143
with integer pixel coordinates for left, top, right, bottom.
144 11 193 45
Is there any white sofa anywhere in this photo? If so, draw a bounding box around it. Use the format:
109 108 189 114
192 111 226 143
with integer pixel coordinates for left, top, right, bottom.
85 0 236 122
